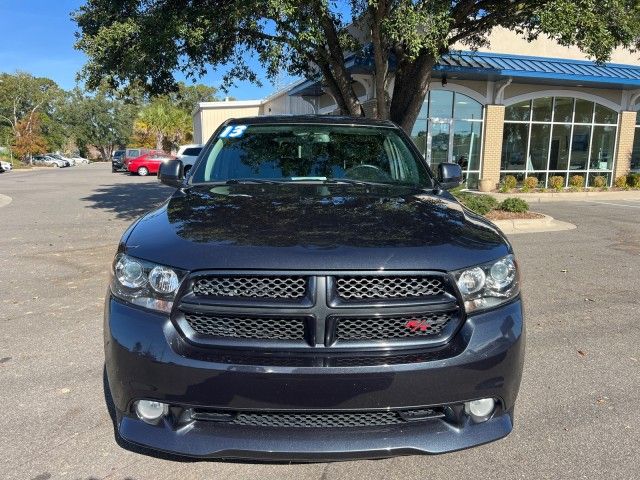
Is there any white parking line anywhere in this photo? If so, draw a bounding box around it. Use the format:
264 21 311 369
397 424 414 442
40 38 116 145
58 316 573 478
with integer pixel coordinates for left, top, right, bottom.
589 201 640 208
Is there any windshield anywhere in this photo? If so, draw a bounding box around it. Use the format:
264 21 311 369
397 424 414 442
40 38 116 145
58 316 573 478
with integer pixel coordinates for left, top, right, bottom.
190 123 433 187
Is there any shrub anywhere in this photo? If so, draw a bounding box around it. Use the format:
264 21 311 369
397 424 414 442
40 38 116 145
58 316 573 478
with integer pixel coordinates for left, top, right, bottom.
569 175 584 188
499 175 517 192
521 176 538 192
500 197 529 213
627 173 640 188
549 176 565 191
614 175 628 189
455 192 498 215
591 175 607 188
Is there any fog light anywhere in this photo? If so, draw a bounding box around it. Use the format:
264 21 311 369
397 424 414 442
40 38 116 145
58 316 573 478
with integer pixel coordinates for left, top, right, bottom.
465 398 495 422
135 400 168 423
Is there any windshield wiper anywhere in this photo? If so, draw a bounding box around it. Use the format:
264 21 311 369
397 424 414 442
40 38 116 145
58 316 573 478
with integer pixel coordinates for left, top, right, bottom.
213 178 287 185
323 178 392 187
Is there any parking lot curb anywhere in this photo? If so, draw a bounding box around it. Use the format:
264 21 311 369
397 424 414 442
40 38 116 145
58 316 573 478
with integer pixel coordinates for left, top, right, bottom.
486 190 640 203
0 193 12 208
492 213 576 235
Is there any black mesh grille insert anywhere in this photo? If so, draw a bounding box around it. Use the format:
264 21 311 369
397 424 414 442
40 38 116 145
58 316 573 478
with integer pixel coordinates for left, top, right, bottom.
334 312 452 341
335 276 445 300
193 276 307 299
191 409 443 427
184 313 306 340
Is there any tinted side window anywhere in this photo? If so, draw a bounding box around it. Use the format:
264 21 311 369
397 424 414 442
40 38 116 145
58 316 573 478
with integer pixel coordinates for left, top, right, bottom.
183 147 202 156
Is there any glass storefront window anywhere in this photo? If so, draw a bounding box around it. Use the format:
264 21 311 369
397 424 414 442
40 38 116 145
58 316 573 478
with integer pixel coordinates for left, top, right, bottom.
502 123 528 170
574 99 594 123
632 112 640 171
549 124 571 170
590 126 616 170
570 125 591 170
532 97 553 122
505 100 531 121
412 90 483 187
501 95 618 187
529 124 551 171
594 104 618 124
429 90 454 118
454 95 482 120
453 120 482 170
554 97 574 123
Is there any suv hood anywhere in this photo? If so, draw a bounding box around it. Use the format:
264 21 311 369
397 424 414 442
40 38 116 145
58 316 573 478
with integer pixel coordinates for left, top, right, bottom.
124 184 510 272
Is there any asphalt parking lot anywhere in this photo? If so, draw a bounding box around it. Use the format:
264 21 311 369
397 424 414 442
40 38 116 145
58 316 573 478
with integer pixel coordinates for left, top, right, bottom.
1 164 638 480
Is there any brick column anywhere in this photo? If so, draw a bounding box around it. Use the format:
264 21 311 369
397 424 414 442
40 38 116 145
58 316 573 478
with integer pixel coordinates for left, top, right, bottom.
613 110 637 179
480 104 505 189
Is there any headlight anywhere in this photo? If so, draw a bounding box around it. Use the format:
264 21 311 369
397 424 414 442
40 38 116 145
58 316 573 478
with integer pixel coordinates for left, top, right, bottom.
111 253 186 313
453 255 519 313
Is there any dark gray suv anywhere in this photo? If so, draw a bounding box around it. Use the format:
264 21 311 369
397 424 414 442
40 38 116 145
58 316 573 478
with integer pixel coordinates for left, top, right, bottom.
104 115 524 461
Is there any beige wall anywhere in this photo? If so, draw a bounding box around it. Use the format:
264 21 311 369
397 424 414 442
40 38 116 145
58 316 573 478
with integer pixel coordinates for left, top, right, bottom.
194 103 262 144
470 27 639 65
262 94 315 115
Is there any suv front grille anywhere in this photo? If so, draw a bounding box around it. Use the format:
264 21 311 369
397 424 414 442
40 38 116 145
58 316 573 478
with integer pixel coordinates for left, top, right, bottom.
177 271 460 351
335 276 444 300
334 312 452 341
184 313 306 340
193 276 307 299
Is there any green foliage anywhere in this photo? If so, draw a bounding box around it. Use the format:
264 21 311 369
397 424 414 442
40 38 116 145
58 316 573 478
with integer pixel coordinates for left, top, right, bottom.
591 175 607 188
521 176 539 192
500 198 530 213
569 174 584 189
454 192 498 215
135 97 192 150
64 88 137 160
627 172 640 188
614 175 628 189
73 0 640 130
500 175 517 193
549 176 565 191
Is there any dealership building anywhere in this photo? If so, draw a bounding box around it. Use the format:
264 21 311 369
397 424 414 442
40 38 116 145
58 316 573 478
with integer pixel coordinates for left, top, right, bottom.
193 28 640 189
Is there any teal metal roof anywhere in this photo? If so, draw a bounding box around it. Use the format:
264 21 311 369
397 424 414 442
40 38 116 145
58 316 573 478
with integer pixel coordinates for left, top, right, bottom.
289 51 640 96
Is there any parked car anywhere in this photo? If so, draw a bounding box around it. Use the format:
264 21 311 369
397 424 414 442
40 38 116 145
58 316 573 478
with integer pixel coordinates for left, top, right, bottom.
176 143 204 174
105 116 524 461
112 150 126 172
123 148 161 171
72 156 90 165
32 155 69 168
0 160 12 172
127 151 176 176
48 153 76 166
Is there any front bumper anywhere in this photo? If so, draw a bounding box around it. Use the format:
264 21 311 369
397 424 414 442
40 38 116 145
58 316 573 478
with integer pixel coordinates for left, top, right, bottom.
104 296 525 460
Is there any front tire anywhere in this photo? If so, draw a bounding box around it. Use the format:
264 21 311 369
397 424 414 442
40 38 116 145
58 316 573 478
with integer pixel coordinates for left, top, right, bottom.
137 166 149 176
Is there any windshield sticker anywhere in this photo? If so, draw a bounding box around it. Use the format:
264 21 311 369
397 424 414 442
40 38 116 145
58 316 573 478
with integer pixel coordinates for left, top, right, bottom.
219 125 248 138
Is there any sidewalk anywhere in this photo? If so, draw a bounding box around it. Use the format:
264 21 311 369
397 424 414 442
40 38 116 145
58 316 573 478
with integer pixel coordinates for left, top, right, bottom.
485 189 640 203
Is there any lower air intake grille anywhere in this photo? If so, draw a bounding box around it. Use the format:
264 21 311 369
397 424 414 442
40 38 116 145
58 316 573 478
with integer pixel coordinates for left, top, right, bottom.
335 276 445 300
192 276 307 299
184 313 306 340
191 408 444 427
334 312 452 341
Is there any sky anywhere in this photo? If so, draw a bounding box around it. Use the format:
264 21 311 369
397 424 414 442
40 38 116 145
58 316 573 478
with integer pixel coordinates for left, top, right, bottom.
0 0 287 99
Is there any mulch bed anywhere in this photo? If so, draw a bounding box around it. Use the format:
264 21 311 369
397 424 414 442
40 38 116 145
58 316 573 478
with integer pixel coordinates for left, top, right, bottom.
485 210 545 220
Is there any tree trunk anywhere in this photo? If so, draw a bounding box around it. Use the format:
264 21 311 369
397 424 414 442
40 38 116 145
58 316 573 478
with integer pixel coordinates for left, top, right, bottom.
156 133 163 150
389 54 436 133
370 0 389 120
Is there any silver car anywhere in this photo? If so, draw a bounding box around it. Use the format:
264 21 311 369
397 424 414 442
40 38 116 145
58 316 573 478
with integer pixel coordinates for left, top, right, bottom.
32 155 69 168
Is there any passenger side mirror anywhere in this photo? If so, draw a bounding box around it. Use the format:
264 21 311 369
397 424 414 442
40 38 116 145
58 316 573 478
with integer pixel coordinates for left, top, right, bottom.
437 162 463 190
158 159 184 188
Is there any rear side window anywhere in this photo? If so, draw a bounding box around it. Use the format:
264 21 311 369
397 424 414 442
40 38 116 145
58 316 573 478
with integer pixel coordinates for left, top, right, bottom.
127 149 140 158
183 147 202 156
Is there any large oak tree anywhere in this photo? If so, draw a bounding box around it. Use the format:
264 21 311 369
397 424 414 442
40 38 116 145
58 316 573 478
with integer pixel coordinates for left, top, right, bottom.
74 1 640 132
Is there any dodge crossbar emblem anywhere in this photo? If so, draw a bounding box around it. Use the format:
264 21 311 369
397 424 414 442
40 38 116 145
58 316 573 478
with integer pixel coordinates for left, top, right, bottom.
405 319 430 332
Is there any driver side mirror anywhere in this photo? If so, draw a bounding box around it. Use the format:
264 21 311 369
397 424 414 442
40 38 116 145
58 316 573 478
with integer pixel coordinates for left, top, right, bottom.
158 159 184 188
437 162 463 190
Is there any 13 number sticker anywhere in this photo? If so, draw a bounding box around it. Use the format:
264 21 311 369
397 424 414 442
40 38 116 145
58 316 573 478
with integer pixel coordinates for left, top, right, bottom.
219 125 247 138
